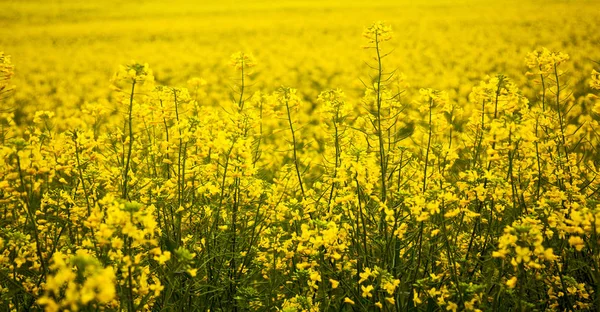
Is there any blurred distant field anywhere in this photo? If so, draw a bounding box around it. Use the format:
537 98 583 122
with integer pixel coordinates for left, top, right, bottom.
1 0 599 115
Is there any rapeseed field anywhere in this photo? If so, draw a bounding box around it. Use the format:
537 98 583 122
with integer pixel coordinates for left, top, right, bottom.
1 0 600 310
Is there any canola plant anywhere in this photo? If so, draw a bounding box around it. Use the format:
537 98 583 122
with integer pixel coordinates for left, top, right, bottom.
1 0 600 311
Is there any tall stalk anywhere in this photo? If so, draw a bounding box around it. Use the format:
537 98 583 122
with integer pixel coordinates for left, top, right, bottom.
122 80 136 200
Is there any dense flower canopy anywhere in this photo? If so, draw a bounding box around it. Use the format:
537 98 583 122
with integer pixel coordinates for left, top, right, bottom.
1 1 600 311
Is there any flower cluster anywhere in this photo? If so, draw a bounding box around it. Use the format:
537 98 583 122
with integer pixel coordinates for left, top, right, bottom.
362 21 393 46
525 48 570 76
0 52 14 100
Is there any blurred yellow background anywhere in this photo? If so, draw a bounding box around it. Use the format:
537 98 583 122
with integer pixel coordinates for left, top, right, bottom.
1 0 599 116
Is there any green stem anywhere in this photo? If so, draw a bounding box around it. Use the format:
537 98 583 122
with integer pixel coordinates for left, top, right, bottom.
122 80 136 200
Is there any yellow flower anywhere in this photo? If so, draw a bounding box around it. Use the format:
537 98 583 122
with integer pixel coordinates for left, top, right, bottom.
514 246 530 264
363 21 393 45
568 236 585 251
506 276 518 289
37 297 59 312
413 291 422 304
0 52 15 98
112 61 154 86
309 270 321 282
154 250 171 265
542 248 557 261
590 69 600 90
95 268 117 303
329 279 339 289
359 267 372 284
187 268 198 277
492 250 507 258
361 285 374 298
296 262 311 270
229 52 256 72
344 297 355 305
525 48 569 76
383 279 400 295
447 301 458 312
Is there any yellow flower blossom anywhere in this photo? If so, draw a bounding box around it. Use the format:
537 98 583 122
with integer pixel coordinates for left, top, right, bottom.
361 285 374 298
506 276 518 289
568 236 585 251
